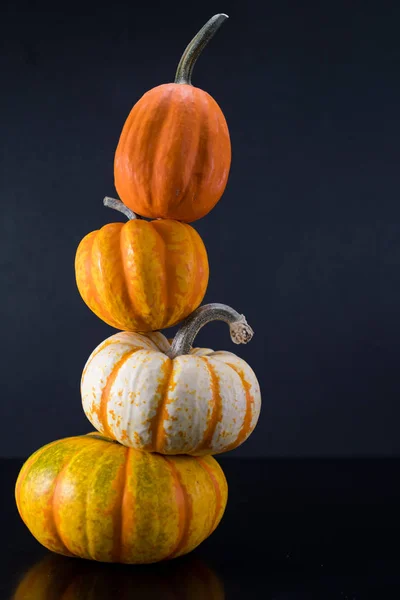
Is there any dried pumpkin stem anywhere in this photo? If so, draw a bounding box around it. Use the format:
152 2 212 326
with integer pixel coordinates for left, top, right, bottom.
174 13 229 85
103 196 140 220
169 303 254 358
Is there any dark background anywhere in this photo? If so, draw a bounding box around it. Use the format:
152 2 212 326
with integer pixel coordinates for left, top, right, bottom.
2 0 400 458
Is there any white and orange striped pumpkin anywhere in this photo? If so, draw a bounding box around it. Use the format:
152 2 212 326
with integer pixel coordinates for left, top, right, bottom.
81 304 261 456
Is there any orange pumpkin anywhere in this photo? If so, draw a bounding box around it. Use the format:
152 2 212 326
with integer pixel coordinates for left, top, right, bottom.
13 553 225 600
114 14 231 223
15 433 228 564
75 199 209 331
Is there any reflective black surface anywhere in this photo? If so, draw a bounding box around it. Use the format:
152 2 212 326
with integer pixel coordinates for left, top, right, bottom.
3 457 400 598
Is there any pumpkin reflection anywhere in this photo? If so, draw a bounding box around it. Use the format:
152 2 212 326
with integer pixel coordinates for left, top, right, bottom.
13 552 225 600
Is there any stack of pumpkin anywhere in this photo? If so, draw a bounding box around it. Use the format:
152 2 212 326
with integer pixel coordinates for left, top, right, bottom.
15 14 261 564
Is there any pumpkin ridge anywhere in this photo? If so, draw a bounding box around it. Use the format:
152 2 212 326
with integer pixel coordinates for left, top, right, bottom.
223 363 254 452
145 89 176 218
138 86 168 213
119 224 148 331
83 442 117 559
135 94 163 218
192 358 222 453
94 224 138 328
120 447 134 561
112 224 144 330
190 89 213 215
162 457 192 560
164 88 198 213
177 89 217 222
87 231 121 329
151 220 189 326
149 88 181 217
194 457 222 535
104 223 139 327
148 222 169 329
185 89 204 208
123 221 165 329
120 446 138 562
110 446 130 562
148 221 176 326
99 349 142 439
51 442 99 557
152 358 174 453
15 439 63 518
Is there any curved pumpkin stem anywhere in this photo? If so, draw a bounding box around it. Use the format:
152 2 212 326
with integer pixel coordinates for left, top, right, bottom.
174 14 229 85
169 303 253 358
103 196 140 220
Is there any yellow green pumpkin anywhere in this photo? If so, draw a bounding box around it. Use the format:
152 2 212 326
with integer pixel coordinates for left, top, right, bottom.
15 433 228 564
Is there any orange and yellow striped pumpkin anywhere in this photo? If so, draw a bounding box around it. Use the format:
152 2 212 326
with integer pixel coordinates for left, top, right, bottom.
114 14 231 223
75 218 208 332
81 304 261 456
13 553 225 600
15 433 228 564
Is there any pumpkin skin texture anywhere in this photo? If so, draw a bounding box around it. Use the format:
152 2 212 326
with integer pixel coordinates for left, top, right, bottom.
12 554 225 600
114 83 231 223
15 434 228 564
81 330 261 455
74 218 209 331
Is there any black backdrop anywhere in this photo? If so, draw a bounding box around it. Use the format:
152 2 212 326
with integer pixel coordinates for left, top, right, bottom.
2 0 400 458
